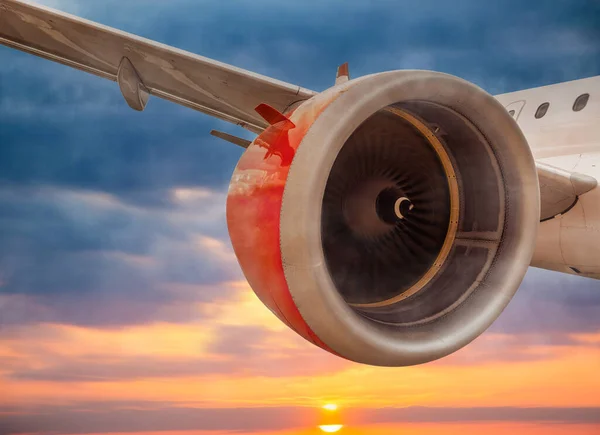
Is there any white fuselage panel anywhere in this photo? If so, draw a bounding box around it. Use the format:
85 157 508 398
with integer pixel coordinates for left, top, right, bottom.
495 76 600 278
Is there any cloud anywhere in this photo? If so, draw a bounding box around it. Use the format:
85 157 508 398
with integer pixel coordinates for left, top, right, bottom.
0 185 242 326
490 268 600 335
1 0 598 195
0 321 350 382
433 269 600 366
0 403 315 434
0 284 350 383
1 0 598 328
1 0 598 215
352 406 600 425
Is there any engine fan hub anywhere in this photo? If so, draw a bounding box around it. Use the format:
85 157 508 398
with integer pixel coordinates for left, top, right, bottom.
376 188 414 224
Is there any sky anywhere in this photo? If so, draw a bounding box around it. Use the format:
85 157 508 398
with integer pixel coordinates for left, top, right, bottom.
0 0 600 434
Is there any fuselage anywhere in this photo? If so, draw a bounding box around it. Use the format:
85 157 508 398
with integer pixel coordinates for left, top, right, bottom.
495 76 600 278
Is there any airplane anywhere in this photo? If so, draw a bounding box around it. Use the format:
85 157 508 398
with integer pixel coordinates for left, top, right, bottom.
1 0 598 367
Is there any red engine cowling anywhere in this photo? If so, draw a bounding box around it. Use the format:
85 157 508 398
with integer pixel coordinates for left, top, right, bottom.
226 70 540 366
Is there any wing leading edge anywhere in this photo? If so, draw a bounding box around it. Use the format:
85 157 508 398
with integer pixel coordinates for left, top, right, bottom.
0 0 316 133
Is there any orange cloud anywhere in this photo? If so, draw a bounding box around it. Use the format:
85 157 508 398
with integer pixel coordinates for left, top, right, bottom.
2 285 600 412
570 332 600 344
2 330 600 409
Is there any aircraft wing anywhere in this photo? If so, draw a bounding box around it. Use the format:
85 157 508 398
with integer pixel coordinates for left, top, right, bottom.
0 0 316 133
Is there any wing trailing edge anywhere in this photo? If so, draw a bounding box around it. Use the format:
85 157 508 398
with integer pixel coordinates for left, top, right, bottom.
0 0 315 133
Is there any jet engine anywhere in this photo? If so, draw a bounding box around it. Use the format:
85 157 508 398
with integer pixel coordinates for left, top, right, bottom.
227 70 540 366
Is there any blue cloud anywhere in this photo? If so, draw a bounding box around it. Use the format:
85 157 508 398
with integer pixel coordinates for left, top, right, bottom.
491 268 600 335
0 0 599 331
1 0 599 196
0 185 240 326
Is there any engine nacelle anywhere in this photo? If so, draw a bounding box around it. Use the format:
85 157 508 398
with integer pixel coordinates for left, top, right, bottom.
227 70 540 366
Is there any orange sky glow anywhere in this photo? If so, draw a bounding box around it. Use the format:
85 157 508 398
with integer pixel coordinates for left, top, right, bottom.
1 280 600 434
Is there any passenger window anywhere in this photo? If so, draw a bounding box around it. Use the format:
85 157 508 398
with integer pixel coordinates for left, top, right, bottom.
535 102 549 119
573 93 590 112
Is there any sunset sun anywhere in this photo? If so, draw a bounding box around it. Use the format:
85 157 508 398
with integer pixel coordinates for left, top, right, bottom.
319 404 343 432
319 425 343 433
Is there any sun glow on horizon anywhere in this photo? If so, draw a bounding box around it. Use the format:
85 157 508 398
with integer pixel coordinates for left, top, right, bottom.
319 424 344 433
320 404 342 432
